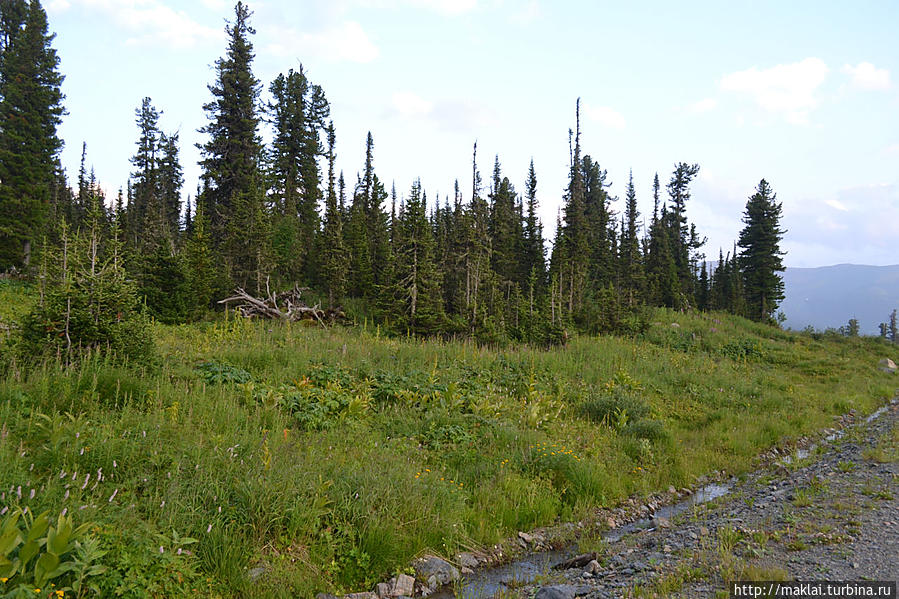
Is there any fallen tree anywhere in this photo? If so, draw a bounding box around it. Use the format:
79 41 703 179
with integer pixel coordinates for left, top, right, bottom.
217 285 345 327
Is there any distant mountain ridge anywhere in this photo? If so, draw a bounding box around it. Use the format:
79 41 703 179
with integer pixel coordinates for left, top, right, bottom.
780 264 899 335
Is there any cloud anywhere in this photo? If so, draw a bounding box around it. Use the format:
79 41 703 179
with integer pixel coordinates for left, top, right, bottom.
391 91 433 117
582 103 626 129
407 0 477 15
690 97 718 113
720 57 829 125
825 199 849 212
46 0 71 11
842 62 891 90
266 21 378 63
787 184 899 258
387 91 493 131
58 0 222 49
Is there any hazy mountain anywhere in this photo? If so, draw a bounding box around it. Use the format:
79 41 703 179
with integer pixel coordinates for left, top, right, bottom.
780 264 899 335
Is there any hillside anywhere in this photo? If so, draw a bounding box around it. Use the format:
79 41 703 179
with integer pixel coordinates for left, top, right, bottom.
781 264 899 334
2 279 898 597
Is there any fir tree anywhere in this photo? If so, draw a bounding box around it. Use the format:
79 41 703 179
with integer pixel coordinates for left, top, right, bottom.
392 180 442 333
737 179 786 322
522 159 546 315
320 121 347 307
198 1 266 291
619 169 644 308
0 0 65 269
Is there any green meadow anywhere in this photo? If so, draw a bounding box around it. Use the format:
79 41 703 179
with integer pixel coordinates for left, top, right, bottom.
1 282 896 597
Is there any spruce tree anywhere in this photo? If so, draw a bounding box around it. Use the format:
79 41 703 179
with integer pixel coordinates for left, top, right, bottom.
0 0 65 269
619 169 644 308
392 180 442 333
198 1 266 291
737 179 786 322
665 162 702 303
522 159 546 315
267 67 329 283
320 122 347 306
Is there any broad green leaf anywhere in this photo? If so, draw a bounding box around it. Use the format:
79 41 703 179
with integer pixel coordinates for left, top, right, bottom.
19 539 39 568
25 512 50 542
0 528 22 556
34 551 60 586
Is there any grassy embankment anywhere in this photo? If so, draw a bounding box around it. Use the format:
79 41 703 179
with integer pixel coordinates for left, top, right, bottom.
1 279 896 597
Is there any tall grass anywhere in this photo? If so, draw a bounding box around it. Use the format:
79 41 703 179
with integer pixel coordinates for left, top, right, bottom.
0 307 896 596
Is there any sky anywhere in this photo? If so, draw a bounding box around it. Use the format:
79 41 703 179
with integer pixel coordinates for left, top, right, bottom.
42 0 899 268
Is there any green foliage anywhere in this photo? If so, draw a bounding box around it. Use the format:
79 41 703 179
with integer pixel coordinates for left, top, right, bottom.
738 179 786 322
0 0 64 271
18 218 155 366
195 360 252 385
0 509 106 597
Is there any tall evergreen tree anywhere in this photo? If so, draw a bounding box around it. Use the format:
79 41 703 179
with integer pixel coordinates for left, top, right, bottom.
619 170 644 307
392 180 442 333
198 1 266 291
522 159 546 314
320 121 347 307
665 162 702 303
737 179 786 322
0 0 65 269
266 67 329 283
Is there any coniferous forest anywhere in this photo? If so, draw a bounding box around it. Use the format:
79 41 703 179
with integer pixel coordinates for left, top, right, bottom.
4 3 899 598
1 1 787 356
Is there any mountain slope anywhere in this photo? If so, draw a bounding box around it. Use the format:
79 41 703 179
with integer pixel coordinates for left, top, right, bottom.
781 264 899 334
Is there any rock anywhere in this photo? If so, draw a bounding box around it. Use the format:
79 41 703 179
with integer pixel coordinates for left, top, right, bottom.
667 485 676 494
671 322 680 328
375 582 391 598
455 552 480 570
553 552 597 570
653 516 671 528
461 566 473 575
535 585 576 599
699 526 710 537
879 358 897 373
413 556 460 587
663 545 672 553
606 517 617 529
346 594 378 599
585 559 603 575
317 594 340 599
390 573 415 597
247 566 267 582
519 530 535 544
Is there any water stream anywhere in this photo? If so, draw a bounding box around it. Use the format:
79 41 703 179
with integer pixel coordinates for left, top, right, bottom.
430 400 896 598
430 482 732 599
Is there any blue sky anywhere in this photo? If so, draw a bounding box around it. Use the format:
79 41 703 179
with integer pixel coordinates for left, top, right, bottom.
44 0 898 267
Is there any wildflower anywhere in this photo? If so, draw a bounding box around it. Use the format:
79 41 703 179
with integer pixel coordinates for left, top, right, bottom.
108 489 118 502
159 546 164 553
206 524 212 533
61 508 67 517
113 460 118 468
29 488 35 499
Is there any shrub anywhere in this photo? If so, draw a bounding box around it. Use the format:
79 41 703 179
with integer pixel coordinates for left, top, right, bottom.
18 219 155 366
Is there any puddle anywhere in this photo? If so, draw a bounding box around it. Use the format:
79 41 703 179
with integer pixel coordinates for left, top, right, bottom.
430 482 732 599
